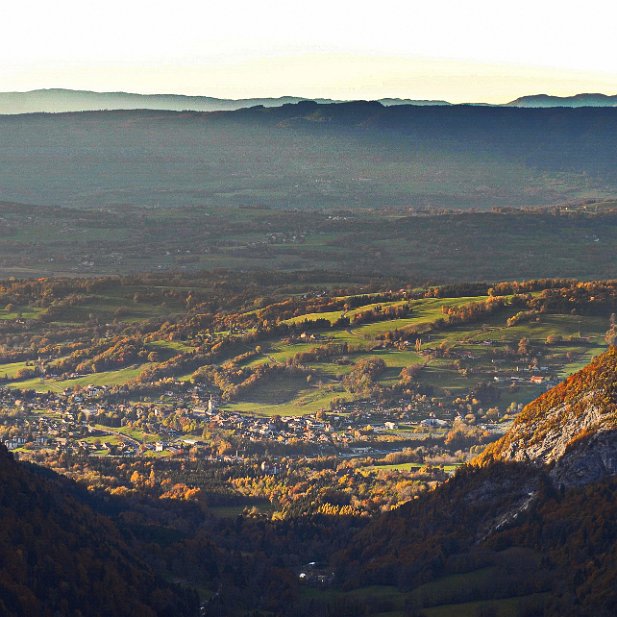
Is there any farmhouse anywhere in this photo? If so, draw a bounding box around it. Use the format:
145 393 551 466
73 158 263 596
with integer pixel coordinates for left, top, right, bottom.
421 418 448 428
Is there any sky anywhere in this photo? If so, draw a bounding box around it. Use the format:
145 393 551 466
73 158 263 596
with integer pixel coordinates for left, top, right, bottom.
3 0 617 103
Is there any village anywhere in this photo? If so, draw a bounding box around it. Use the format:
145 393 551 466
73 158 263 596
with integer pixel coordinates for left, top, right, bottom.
0 378 516 464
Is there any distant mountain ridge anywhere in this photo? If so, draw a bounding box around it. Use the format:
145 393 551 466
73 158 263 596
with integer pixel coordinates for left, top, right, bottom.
1 102 616 210
0 88 337 114
507 92 617 107
0 88 453 115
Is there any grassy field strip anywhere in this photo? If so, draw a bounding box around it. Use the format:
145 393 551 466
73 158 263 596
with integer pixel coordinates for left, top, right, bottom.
8 364 148 393
420 594 549 617
0 360 30 379
301 570 548 617
361 462 461 473
282 300 409 326
0 306 46 320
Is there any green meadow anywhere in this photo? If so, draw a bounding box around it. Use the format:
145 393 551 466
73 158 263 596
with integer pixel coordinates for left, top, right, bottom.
216 295 608 416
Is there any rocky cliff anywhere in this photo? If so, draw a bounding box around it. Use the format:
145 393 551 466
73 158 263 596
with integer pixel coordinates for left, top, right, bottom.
476 347 617 487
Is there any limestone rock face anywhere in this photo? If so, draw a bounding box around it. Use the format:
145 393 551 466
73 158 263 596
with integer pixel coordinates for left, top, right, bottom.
496 396 609 464
550 429 617 488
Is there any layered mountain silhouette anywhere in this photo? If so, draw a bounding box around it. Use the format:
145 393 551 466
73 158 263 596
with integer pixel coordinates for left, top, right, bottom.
1 89 616 115
0 445 198 617
336 348 617 616
0 88 451 115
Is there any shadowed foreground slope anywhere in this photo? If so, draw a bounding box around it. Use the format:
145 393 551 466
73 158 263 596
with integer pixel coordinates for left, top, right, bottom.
0 445 198 617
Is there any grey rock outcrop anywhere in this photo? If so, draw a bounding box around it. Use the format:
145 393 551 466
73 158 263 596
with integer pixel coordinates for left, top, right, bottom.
550 429 617 488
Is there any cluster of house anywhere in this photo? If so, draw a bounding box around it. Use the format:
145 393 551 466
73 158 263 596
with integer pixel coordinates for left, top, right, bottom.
193 404 336 446
1 380 505 460
0 387 170 455
190 392 459 449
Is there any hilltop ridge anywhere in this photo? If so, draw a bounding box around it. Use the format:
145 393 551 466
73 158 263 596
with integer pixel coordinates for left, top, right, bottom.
0 88 453 115
1 103 617 210
3 89 617 114
0 88 338 114
507 92 617 107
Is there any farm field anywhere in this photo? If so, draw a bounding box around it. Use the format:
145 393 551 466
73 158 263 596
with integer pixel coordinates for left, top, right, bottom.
213 301 608 417
362 462 461 474
301 568 548 617
7 365 147 393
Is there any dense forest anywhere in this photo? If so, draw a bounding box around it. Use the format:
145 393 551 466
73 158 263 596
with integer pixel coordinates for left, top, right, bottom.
0 444 197 616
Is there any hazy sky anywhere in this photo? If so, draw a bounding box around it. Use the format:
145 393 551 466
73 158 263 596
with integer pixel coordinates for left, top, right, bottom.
3 0 617 102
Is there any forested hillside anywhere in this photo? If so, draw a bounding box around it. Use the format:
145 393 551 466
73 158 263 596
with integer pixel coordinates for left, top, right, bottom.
0 104 616 209
0 444 198 616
